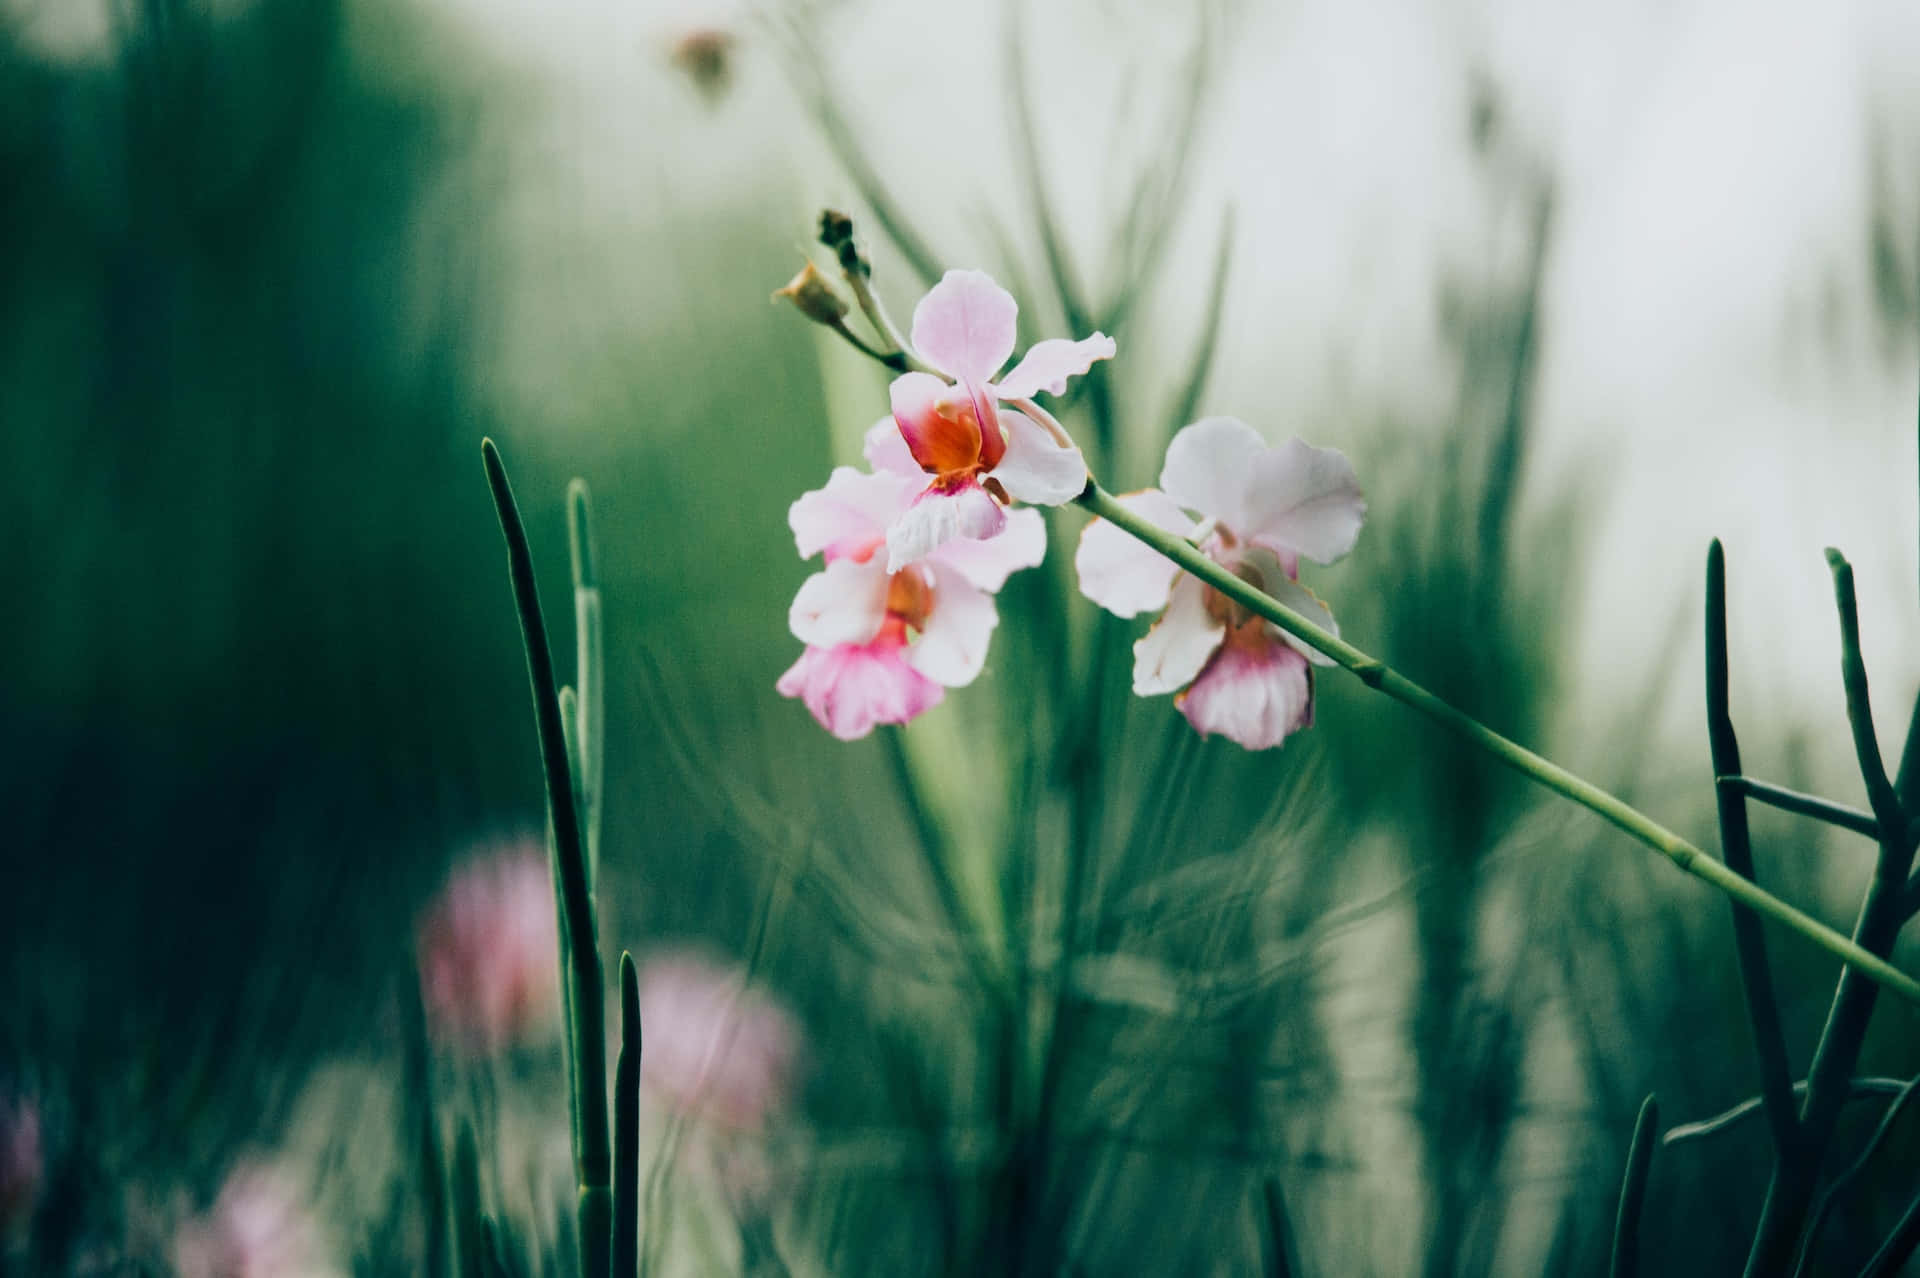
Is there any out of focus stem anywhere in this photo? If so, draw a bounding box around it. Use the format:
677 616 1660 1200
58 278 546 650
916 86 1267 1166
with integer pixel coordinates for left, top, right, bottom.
1075 480 1920 1008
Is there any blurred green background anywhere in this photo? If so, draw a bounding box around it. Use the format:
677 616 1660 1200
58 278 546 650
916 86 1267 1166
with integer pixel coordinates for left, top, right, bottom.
2 1 1919 1274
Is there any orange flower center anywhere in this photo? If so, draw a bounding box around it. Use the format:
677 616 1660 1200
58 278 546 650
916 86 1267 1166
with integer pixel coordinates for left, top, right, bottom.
885 566 936 631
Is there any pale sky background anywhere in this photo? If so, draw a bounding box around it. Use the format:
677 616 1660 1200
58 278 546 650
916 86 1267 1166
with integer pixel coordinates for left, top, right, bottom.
14 0 1920 783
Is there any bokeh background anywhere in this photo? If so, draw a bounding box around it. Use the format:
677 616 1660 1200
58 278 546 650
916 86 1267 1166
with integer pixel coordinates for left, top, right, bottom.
3 0 1919 1273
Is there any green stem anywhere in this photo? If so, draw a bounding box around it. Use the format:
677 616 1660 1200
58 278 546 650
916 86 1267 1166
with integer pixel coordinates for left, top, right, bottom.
1718 776 1880 842
481 439 611 1278
1075 481 1920 1007
1704 540 1798 1155
569 480 605 891
614 952 642 1278
1610 1094 1660 1278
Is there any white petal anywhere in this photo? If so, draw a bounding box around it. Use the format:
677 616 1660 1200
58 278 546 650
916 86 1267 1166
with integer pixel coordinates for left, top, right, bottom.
884 482 1006 572
1262 575 1340 667
992 333 1117 399
1178 639 1313 751
862 416 923 477
1131 573 1224 696
929 506 1047 592
906 562 1000 688
787 556 887 647
990 410 1087 506
1074 489 1194 618
1242 438 1366 564
1158 416 1266 526
788 466 912 560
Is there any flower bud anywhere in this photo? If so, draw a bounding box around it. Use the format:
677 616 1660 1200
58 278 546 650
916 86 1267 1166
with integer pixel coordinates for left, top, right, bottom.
771 262 850 327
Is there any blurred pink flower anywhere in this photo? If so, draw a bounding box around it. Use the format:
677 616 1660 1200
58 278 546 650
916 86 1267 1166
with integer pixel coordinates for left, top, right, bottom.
0 1090 41 1240
778 420 1046 740
416 845 560 1053
1076 417 1365 751
171 1163 327 1278
637 950 802 1133
883 270 1108 570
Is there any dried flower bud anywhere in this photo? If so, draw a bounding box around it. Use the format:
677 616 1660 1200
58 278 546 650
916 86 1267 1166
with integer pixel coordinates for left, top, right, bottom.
772 262 850 327
816 209 868 278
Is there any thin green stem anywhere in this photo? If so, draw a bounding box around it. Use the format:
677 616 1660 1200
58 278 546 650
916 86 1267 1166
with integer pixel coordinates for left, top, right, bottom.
1662 1078 1908 1146
1075 482 1920 1006
1826 549 1905 839
569 480 605 890
481 439 611 1278
1793 1074 1920 1277
614 952 642 1278
1704 540 1798 1155
1611 1094 1660 1278
1719 776 1880 842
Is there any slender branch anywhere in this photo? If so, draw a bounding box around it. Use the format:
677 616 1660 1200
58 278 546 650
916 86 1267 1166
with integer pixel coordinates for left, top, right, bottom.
1611 1094 1660 1278
1826 549 1906 840
481 439 611 1278
1260 1176 1303 1278
1793 1074 1920 1277
1719 776 1880 842
1704 540 1799 1154
1662 1078 1908 1146
1075 481 1920 1006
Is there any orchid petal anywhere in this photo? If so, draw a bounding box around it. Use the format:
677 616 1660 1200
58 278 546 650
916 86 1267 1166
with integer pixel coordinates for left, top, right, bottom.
990 410 1087 506
910 269 1018 383
1261 574 1340 667
789 466 912 561
1178 638 1313 750
1159 416 1266 527
906 562 999 688
992 333 1117 400
930 506 1046 592
890 372 981 476
1132 573 1224 696
1074 489 1194 618
777 642 944 740
862 416 922 478
788 556 889 648
885 481 1006 572
1243 438 1366 564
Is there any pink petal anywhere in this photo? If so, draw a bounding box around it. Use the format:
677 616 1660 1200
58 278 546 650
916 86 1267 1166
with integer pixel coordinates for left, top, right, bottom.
1178 636 1313 751
885 480 1006 572
862 416 923 477
905 561 1000 687
789 466 915 561
1158 416 1267 527
776 640 945 740
1242 438 1366 565
989 409 1087 506
788 555 889 647
929 506 1047 592
1132 573 1224 696
910 269 1019 383
992 332 1117 399
1074 488 1194 618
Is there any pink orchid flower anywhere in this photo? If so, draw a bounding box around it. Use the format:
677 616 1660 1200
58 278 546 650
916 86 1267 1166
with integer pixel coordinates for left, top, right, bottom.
778 420 1046 740
1075 417 1366 751
637 948 803 1134
884 269 1112 570
415 844 560 1054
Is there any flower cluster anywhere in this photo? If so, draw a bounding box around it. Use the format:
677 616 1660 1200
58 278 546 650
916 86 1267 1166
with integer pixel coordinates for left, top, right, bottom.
778 266 1364 750
778 270 1105 738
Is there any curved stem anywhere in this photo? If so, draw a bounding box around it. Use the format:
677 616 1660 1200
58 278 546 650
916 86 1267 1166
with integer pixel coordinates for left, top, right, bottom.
1719 776 1880 842
1075 481 1920 1007
1611 1094 1660 1278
